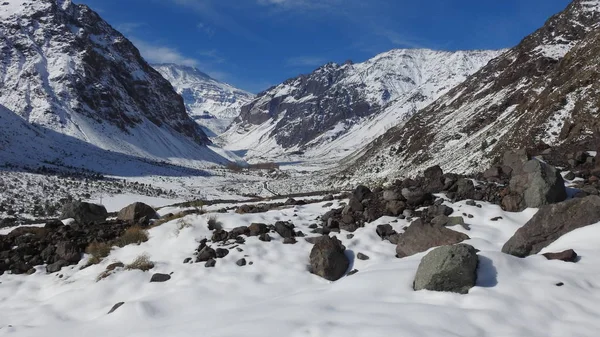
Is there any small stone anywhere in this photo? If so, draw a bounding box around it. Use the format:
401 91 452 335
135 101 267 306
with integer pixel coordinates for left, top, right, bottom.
183 258 192 264
283 237 298 244
491 216 503 221
236 258 247 266
347 269 359 276
107 302 125 314
215 248 229 258
205 259 216 268
150 273 171 283
542 249 578 262
346 234 354 239
259 233 272 242
356 253 370 260
556 282 564 287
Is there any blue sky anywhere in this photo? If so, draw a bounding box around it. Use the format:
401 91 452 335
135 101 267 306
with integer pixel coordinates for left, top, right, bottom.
79 0 571 93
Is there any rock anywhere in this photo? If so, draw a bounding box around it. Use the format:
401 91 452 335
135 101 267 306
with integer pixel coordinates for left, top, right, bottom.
150 273 171 283
491 216 503 221
401 187 432 206
55 241 81 263
325 218 339 229
347 269 359 276
376 224 397 240
211 229 229 242
309 236 349 281
413 244 478 294
248 223 269 236
353 185 373 202
259 233 272 242
356 253 370 260
229 226 250 238
422 165 445 193
503 160 567 211
454 179 475 201
347 234 354 239
197 247 216 262
283 237 297 244
427 204 454 217
205 259 216 268
236 258 247 266
274 221 295 239
215 248 229 258
183 257 192 264
60 201 107 225
447 217 469 230
502 196 600 256
44 220 63 229
431 215 449 227
46 260 68 273
107 302 125 314
323 194 334 201
383 189 401 201
346 197 364 212
386 200 406 216
117 202 158 224
396 219 470 258
543 249 578 262
503 149 529 176
563 171 576 181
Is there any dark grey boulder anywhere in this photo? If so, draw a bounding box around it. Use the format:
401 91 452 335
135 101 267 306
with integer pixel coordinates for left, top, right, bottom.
401 187 432 206
422 165 445 193
454 179 475 201
236 258 247 266
205 259 217 268
309 236 349 281
353 185 373 202
197 247 216 262
543 249 578 262
274 221 295 239
248 223 269 236
117 202 158 224
383 189 401 201
150 273 171 283
60 201 107 224
502 149 529 176
503 159 567 212
356 252 370 260
413 244 478 294
55 241 81 263
215 248 229 258
396 219 470 258
502 196 600 256
46 260 68 273
376 224 397 241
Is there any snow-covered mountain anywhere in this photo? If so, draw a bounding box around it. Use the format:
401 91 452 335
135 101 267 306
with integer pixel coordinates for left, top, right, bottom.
0 0 231 173
222 49 503 163
346 0 600 182
153 64 254 136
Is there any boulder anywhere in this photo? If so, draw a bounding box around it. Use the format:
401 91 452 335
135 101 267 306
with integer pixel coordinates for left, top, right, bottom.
396 219 470 258
386 200 406 216
197 247 216 262
543 249 578 262
60 201 107 224
248 223 269 236
422 165 445 193
117 202 158 224
502 196 600 257
236 258 247 266
150 273 171 283
274 221 295 239
503 160 567 211
46 260 68 273
309 236 349 281
413 244 478 294
55 241 81 263
353 185 373 202
401 187 432 206
383 189 401 201
502 149 529 176
356 253 370 260
454 179 475 201
376 224 397 241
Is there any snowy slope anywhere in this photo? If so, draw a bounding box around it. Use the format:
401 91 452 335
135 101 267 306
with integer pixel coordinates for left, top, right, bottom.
0 0 221 172
2 198 600 336
153 64 254 136
223 49 503 163
348 0 600 182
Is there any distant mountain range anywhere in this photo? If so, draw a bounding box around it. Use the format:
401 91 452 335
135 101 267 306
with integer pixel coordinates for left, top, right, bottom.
221 48 503 163
153 64 254 136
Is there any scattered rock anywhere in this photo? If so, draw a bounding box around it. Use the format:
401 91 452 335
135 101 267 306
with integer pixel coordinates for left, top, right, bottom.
353 185 373 202
215 248 229 258
274 221 296 239
401 187 432 206
211 229 229 242
502 196 600 257
60 201 108 225
556 282 564 287
346 234 354 239
396 219 470 258
107 302 125 314
283 237 298 244
183 258 192 264
117 202 158 224
309 236 349 281
236 258 247 267
150 273 171 283
454 179 476 201
46 260 68 273
376 224 397 241
356 253 370 260
542 249 578 262
347 269 359 276
564 171 576 181
205 259 217 268
413 244 478 294
197 247 216 262
491 216 503 221
259 233 272 242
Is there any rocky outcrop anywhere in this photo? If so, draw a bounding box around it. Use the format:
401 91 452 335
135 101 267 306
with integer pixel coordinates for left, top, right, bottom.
502 196 600 257
413 244 479 294
117 202 158 225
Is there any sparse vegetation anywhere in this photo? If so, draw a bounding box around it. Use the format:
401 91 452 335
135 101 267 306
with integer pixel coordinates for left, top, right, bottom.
114 226 149 247
85 241 112 265
207 215 223 230
125 254 155 271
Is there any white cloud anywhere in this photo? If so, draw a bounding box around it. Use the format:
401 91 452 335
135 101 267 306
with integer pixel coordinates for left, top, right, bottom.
131 39 199 66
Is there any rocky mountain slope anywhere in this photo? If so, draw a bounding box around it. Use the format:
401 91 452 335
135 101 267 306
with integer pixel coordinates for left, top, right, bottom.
153 64 254 136
223 49 503 162
347 0 600 182
0 0 225 172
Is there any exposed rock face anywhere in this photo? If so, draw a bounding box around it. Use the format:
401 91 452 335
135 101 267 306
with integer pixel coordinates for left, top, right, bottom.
396 219 470 258
413 244 479 294
224 49 501 161
61 201 107 224
543 249 578 262
309 236 349 281
502 160 567 211
502 196 600 257
117 202 158 224
0 0 210 169
349 0 600 180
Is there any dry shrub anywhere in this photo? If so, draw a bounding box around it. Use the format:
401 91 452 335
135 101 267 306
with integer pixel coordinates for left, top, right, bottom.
207 215 222 230
85 241 112 265
115 226 149 247
125 254 154 272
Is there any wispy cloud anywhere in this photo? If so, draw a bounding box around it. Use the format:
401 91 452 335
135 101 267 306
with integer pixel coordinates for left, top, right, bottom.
197 22 215 37
131 38 199 66
286 56 327 67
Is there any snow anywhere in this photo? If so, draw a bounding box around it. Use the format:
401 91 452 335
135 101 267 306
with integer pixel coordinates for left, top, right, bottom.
84 194 186 213
534 43 575 60
2 196 600 336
